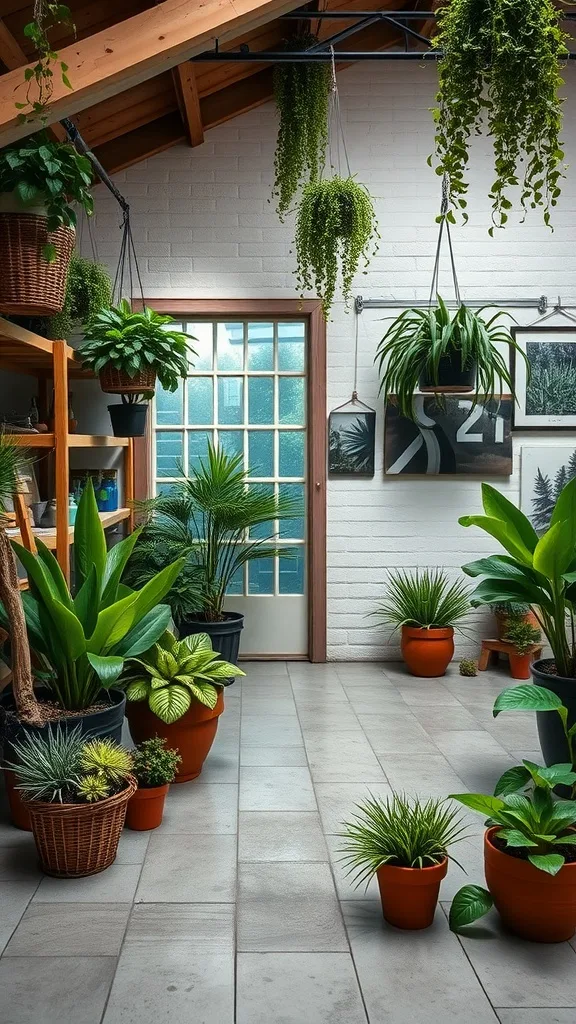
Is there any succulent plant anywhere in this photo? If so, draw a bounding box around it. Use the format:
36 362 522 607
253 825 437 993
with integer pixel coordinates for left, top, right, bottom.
459 659 478 677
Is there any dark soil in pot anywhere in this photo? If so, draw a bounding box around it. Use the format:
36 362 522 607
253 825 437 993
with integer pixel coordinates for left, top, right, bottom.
108 402 148 437
419 351 477 393
179 611 244 684
532 659 576 767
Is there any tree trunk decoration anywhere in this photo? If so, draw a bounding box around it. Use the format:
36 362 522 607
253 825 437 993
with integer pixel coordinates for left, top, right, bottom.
0 529 42 726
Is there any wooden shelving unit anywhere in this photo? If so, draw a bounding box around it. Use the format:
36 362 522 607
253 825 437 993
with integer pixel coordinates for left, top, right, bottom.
0 317 135 582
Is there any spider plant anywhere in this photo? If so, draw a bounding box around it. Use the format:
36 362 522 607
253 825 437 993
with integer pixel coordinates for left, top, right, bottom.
374 568 471 630
375 297 527 421
338 793 468 888
126 443 303 624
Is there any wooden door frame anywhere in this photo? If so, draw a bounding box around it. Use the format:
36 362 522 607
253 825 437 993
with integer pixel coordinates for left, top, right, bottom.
136 298 327 662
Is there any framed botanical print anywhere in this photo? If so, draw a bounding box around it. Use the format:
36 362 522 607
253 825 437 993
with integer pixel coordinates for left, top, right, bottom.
511 326 576 429
328 409 376 476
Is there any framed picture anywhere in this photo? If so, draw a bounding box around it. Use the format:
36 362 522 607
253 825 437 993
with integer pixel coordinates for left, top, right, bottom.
520 445 576 532
511 326 576 429
328 409 376 476
384 395 512 476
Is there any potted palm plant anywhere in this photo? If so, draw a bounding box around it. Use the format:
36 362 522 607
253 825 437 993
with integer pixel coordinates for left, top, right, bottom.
0 131 94 315
375 297 527 420
0 478 184 827
449 754 576 942
374 568 470 677
339 792 467 929
121 630 244 781
125 443 303 666
125 737 181 831
76 301 194 436
6 727 136 877
459 476 576 764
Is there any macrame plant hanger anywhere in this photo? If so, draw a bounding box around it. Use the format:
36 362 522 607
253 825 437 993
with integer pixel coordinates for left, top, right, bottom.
113 208 146 310
326 46 352 182
429 173 462 310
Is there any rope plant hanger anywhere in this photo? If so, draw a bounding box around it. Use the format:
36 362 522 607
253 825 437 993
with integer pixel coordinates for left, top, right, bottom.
375 173 520 421
329 312 376 476
294 47 379 321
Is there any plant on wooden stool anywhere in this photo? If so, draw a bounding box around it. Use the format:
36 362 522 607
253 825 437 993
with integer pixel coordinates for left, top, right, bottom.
502 621 541 655
459 658 478 677
339 793 468 929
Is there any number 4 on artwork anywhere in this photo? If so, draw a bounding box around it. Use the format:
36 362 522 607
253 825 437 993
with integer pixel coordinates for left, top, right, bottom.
456 401 504 444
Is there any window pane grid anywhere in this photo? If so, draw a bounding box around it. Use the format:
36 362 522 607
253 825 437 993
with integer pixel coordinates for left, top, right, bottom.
153 318 307 596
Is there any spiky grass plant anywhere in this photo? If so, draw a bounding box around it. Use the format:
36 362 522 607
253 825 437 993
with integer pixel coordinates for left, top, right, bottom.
375 297 526 421
295 176 379 319
80 738 133 786
339 793 468 887
459 658 478 677
7 725 84 803
375 568 471 630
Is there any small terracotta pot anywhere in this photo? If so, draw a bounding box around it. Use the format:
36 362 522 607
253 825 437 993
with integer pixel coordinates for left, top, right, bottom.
508 652 533 680
125 783 169 831
485 827 576 942
125 691 224 782
401 625 454 677
4 769 32 831
376 857 448 929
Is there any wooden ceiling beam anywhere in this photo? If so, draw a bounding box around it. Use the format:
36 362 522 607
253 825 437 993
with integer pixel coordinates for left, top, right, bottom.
173 63 204 147
0 0 305 146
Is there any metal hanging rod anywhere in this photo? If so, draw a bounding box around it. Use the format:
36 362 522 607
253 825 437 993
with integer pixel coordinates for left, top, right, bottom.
280 7 576 17
60 118 130 213
355 295 550 315
192 50 441 61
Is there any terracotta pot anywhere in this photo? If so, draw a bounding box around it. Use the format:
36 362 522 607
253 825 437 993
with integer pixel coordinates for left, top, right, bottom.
125 783 169 831
508 652 533 680
400 625 454 677
125 691 224 782
495 609 540 641
4 769 31 831
485 827 576 942
376 857 448 929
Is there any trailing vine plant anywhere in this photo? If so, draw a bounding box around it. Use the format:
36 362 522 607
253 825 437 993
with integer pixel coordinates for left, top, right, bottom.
432 0 569 231
46 254 112 338
16 1 73 124
272 35 331 219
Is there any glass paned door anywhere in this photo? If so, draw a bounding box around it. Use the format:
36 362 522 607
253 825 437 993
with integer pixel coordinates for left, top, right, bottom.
153 318 308 657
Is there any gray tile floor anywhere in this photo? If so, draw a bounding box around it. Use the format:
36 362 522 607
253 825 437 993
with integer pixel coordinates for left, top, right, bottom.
1 661 575 1023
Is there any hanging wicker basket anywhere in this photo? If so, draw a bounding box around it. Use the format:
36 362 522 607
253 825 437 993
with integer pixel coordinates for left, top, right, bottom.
0 212 75 316
99 365 157 395
26 776 136 878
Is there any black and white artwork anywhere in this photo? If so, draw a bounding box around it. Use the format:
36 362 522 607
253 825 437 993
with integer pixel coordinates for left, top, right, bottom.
512 327 576 429
328 410 376 476
520 445 576 532
384 395 512 476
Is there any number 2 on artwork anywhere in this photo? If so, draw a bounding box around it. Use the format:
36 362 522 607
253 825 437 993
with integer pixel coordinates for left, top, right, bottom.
455 402 504 444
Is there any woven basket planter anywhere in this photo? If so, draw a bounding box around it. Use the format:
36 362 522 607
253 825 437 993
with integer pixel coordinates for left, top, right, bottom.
26 776 137 878
0 212 75 316
99 365 157 395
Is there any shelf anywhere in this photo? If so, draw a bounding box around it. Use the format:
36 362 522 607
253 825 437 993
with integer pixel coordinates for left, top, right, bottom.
8 433 130 448
0 317 91 377
7 509 131 551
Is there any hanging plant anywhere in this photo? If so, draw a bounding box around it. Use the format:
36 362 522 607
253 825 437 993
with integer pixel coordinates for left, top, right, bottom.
272 35 331 219
16 2 74 124
432 0 569 230
46 253 112 338
295 176 378 319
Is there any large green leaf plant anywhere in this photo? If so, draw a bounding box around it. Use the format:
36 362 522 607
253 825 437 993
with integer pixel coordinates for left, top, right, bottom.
122 631 245 724
460 477 576 678
1 480 185 713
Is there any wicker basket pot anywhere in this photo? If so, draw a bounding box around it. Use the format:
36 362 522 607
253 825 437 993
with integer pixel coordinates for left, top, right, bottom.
99 365 157 395
26 776 136 878
0 211 75 316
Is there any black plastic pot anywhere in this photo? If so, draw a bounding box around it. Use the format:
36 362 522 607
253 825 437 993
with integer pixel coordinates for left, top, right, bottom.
108 402 148 438
0 687 126 751
532 659 576 765
419 352 477 393
179 612 244 684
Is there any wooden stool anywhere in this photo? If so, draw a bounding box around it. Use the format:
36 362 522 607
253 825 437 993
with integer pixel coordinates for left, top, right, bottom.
479 639 543 672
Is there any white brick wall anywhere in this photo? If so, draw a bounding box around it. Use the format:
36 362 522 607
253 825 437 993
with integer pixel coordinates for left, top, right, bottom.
90 64 576 660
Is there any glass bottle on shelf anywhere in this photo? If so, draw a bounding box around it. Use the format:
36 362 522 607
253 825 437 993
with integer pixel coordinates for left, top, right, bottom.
28 396 39 426
68 494 77 526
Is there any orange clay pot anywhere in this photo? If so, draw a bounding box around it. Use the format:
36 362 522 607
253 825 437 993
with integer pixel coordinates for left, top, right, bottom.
125 783 169 831
376 857 448 929
5 769 32 831
508 652 533 680
485 827 576 942
400 626 454 677
125 691 224 783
